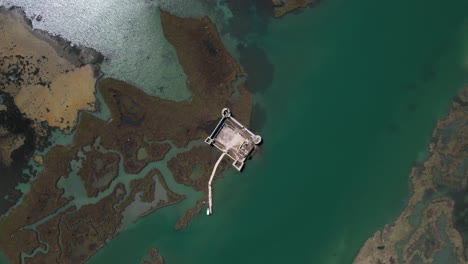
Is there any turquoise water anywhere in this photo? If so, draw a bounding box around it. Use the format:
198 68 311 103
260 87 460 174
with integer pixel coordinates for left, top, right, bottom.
1 0 468 262
0 253 8 264
0 0 216 100
86 0 468 263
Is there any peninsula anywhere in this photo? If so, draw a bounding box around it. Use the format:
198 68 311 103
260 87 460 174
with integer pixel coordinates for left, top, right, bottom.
0 1 308 262
0 7 253 264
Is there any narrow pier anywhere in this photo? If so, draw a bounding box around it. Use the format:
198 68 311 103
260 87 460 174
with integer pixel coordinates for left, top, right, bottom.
207 153 226 215
205 108 262 216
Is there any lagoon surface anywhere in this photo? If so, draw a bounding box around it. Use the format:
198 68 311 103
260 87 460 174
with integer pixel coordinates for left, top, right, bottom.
89 0 468 263
2 0 468 263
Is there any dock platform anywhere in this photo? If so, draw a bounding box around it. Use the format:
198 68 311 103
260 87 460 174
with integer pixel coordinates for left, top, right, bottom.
205 108 262 215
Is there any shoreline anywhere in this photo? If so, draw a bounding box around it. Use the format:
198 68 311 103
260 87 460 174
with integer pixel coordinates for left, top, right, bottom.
353 87 468 263
2 6 104 72
0 7 255 263
0 5 106 215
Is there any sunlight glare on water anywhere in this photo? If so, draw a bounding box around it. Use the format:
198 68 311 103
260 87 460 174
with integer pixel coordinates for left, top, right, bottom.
0 0 218 100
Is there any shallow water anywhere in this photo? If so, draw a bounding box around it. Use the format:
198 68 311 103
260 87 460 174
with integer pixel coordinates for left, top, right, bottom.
0 253 8 264
2 0 468 262
0 0 221 100
87 0 468 263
